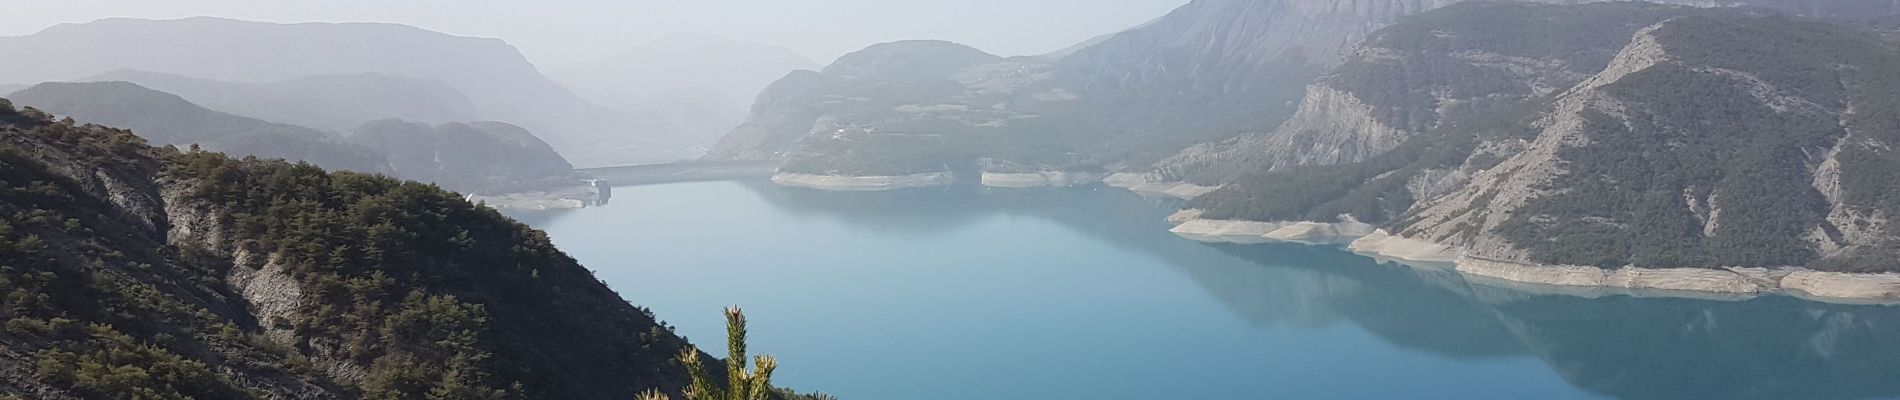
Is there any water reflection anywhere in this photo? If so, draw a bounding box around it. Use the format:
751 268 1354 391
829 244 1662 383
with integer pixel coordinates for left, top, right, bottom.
723 183 1900 400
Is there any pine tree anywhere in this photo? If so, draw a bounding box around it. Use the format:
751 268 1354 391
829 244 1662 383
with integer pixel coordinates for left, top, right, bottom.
663 306 778 400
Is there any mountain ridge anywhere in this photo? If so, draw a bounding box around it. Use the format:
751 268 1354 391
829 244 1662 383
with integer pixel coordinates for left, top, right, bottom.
0 16 693 166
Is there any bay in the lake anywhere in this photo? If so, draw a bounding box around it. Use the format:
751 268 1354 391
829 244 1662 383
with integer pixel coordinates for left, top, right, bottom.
507 180 1900 400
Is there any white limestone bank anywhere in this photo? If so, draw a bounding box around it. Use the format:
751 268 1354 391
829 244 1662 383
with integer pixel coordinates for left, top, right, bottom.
1342 230 1900 302
980 171 1102 188
1347 229 1461 263
1167 213 1376 245
770 172 953 191
467 185 600 210
1103 173 1218 199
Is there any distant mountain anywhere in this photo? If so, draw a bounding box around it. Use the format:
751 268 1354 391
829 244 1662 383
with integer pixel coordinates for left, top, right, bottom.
350 119 575 193
0 83 21 95
0 17 691 165
7 81 392 174
710 0 1900 178
1187 2 1900 272
552 34 818 146
706 40 1021 175
702 0 1460 175
82 69 482 133
8 82 581 195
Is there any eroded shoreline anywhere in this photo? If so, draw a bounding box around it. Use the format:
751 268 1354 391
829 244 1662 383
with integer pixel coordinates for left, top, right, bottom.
1164 213 1900 303
761 169 1900 303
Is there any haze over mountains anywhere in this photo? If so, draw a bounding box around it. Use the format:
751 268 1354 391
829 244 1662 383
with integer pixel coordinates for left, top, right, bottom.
0 17 822 166
553 34 820 147
8 81 577 195
80 69 483 134
8 81 394 174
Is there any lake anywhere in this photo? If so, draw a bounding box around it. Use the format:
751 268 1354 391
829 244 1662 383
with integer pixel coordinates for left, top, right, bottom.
507 180 1900 400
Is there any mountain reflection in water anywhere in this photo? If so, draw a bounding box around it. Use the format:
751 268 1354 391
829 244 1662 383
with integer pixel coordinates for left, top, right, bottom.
511 181 1900 400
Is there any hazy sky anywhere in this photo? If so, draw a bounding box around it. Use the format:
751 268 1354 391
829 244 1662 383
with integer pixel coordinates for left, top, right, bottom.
3 0 1191 69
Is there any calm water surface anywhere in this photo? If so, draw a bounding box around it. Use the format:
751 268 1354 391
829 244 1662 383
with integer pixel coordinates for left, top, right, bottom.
508 181 1900 400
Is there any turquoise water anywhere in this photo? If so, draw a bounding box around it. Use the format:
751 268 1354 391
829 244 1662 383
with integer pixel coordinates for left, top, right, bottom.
509 181 1900 400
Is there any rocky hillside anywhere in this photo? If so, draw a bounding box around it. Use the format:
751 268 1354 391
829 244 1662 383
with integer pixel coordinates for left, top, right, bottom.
1187 2 1708 222
82 69 483 134
1396 10 1900 272
1156 2 1706 184
1189 3 1900 273
0 100 712 398
7 81 392 175
350 119 576 194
